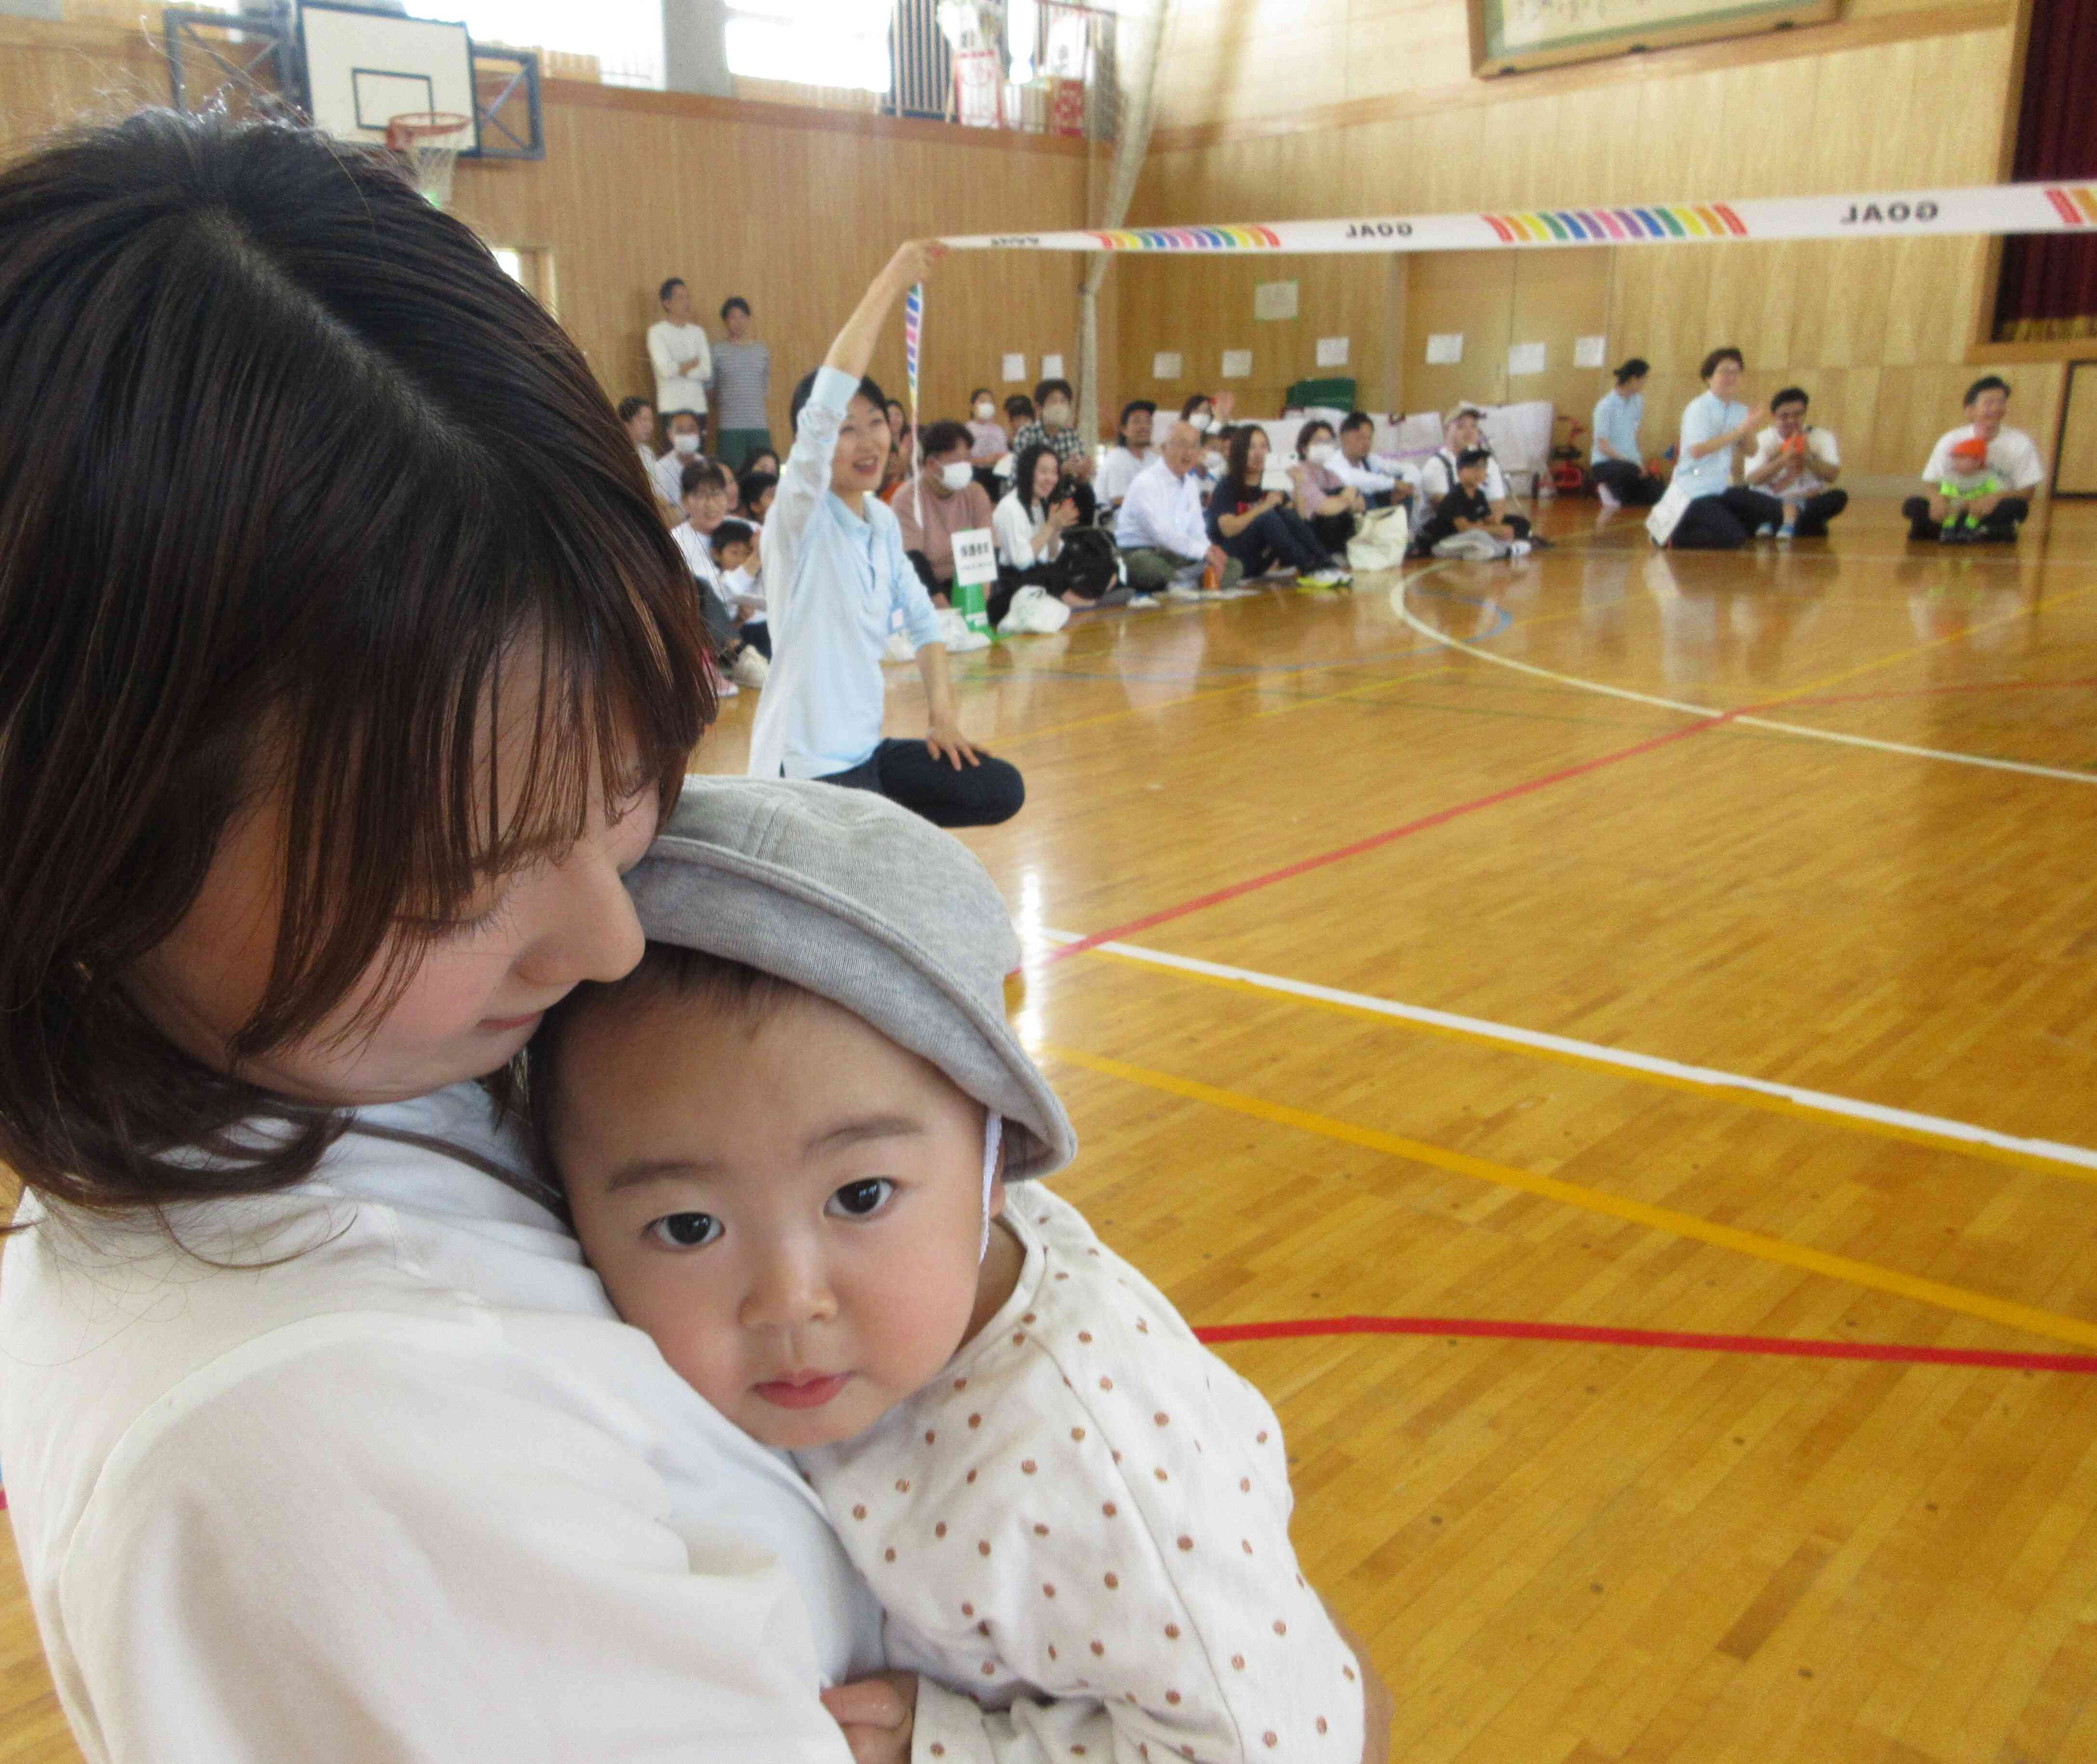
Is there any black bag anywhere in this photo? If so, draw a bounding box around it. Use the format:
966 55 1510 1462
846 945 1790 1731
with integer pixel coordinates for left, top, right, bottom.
1055 526 1123 600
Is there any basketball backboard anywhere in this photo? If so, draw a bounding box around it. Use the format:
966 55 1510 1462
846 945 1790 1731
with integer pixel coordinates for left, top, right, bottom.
299 1 480 155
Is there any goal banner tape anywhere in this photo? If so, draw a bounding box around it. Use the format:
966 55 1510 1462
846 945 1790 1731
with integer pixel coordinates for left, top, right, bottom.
943 181 2097 254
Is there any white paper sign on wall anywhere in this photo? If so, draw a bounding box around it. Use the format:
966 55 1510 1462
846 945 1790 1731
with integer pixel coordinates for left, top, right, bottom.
1574 334 1608 369
1508 340 1547 376
1042 353 1065 378
1002 353 1027 382
1254 280 1299 321
1152 351 1184 379
1221 349 1253 380
1316 335 1350 368
951 528 998 588
1425 333 1463 365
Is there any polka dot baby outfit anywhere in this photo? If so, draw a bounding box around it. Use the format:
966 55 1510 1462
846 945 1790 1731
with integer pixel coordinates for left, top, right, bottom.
797 1187 1364 1762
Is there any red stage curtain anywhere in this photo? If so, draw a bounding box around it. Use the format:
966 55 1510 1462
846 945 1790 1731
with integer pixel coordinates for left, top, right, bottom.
1995 0 2097 336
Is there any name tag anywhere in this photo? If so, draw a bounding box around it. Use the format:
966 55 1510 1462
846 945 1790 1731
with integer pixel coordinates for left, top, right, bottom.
952 528 998 587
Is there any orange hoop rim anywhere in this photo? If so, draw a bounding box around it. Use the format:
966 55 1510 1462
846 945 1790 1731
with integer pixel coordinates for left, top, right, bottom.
385 110 473 150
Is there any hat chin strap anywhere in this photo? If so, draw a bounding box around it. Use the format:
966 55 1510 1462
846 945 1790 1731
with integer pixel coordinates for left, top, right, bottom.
980 1113 1003 1263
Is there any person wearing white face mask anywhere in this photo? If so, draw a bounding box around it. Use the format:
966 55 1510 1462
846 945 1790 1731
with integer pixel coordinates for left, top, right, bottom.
1010 376 1097 525
966 385 1008 463
895 419 998 604
1291 420 1369 553
653 408 708 508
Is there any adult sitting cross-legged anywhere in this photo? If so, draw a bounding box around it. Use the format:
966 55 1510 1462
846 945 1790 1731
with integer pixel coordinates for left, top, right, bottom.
1290 420 1369 555
1902 375 2046 543
1326 412 1418 513
895 418 996 604
1743 387 1848 540
1209 425 1349 590
1115 419 1244 599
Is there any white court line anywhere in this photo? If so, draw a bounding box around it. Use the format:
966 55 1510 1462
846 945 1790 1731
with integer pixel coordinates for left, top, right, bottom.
1038 929 2097 1179
1392 581 2097 785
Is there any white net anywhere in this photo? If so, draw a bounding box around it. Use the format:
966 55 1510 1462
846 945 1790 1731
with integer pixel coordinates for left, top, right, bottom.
385 112 474 210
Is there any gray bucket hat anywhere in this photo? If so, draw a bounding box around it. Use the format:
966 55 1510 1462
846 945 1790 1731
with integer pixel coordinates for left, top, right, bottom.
623 777 1076 1180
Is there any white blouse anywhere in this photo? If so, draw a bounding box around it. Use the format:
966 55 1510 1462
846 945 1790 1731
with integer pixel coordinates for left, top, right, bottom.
993 490 1063 571
0 1082 889 1763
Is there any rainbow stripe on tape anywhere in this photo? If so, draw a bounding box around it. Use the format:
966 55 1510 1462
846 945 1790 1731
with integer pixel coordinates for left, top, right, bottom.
946 181 2097 253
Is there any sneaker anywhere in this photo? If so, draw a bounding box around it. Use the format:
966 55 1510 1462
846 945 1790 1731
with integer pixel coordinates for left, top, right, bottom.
716 675 741 698
1128 593 1161 609
1776 523 1796 542
730 648 770 690
1596 482 1621 510
1754 522 1776 538
1295 569 1344 590
1509 540 1533 557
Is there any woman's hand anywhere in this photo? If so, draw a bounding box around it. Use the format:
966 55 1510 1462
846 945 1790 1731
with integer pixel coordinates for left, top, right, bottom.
1050 497 1081 529
1262 489 1286 510
821 1672 916 1764
1215 391 1237 421
884 239 946 291
927 715 982 771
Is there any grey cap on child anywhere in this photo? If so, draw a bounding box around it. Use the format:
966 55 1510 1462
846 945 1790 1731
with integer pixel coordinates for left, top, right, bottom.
623 777 1077 1182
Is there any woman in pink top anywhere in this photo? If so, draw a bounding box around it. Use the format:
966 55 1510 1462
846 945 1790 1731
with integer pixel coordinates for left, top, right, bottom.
1291 419 1368 555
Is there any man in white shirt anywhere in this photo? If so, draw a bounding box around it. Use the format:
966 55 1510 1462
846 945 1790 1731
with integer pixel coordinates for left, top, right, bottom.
1095 400 1156 508
1904 375 2046 542
1743 387 1848 539
1113 420 1243 597
1328 411 1418 511
647 276 713 451
1415 406 1540 548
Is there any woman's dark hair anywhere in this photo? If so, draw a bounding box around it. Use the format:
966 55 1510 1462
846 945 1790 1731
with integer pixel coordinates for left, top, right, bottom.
1698 346 1744 380
738 468 778 512
788 368 886 435
746 448 780 475
918 419 973 462
1012 443 1061 517
680 459 730 498
970 386 993 405
1179 392 1213 420
1295 419 1335 459
1614 358 1649 384
0 111 711 1217
1223 424 1264 499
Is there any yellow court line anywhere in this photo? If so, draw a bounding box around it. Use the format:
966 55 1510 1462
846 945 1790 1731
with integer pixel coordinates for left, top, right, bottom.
1043 1043 2097 1353
1061 945 2097 1191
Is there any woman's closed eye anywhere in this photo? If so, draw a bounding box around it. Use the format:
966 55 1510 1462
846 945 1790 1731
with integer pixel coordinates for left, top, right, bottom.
648 1211 723 1249
827 1177 896 1220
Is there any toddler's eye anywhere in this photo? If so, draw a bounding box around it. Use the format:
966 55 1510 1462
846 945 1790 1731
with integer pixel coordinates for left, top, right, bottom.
648 1212 721 1249
828 1178 895 1219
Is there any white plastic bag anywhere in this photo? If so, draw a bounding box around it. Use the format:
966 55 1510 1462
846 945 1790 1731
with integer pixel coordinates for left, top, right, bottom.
995 584 1071 636
1347 504 1411 572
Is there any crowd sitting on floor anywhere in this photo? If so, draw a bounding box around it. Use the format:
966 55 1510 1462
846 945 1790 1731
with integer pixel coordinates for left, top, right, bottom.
625 253 2052 829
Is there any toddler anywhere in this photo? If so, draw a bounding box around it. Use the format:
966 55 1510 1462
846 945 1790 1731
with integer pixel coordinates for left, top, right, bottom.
708 517 769 659
1930 435 2001 544
534 779 1367 1764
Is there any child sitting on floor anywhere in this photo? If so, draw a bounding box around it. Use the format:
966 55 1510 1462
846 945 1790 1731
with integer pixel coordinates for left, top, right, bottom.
1930 436 2003 545
708 517 768 659
1417 448 1532 561
531 778 1372 1764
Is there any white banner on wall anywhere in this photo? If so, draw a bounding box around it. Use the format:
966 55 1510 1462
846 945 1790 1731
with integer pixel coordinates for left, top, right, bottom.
940 181 2097 254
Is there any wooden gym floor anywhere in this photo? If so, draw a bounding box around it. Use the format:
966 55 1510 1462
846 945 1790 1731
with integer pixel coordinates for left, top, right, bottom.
5 497 2097 1762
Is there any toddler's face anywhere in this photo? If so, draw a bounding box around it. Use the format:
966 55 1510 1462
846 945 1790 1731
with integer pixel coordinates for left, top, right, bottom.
551 983 1001 1450
714 541 751 574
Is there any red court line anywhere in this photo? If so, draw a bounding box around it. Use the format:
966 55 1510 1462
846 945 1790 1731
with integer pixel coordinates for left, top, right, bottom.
1195 1314 2097 1374
1044 707 1738 964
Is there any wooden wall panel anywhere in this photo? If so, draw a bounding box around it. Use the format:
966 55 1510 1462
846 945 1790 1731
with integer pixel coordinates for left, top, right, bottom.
449 86 1101 442
1117 19 2026 478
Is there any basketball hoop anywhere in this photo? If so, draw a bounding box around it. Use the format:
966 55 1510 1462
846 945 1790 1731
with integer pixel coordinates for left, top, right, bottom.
385 110 473 210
